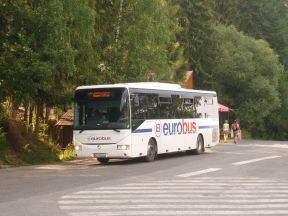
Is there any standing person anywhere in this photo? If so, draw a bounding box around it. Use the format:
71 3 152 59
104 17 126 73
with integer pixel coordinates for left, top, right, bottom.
223 120 230 143
231 120 240 144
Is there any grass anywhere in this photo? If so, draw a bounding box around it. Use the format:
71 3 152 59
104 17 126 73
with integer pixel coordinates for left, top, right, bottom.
0 128 62 168
0 130 24 167
58 144 76 161
0 131 75 168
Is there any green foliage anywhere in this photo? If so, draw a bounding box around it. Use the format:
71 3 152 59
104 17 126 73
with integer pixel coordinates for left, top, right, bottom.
0 129 8 159
211 1 288 139
0 0 288 142
170 0 213 87
58 144 75 161
21 146 59 164
212 0 288 70
93 0 178 83
0 0 96 107
38 120 48 141
203 25 283 137
118 0 175 81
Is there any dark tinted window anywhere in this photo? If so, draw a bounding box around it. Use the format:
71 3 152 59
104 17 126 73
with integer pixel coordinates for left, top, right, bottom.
74 88 130 130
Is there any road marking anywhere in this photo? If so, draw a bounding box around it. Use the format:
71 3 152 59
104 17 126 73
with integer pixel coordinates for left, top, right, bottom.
232 155 281 165
176 168 221 177
59 198 288 204
248 144 288 149
59 177 288 215
66 210 288 215
62 194 288 199
79 185 288 190
72 189 288 194
60 203 288 210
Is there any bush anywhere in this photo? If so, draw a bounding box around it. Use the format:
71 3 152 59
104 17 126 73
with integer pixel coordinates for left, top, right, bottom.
58 144 76 161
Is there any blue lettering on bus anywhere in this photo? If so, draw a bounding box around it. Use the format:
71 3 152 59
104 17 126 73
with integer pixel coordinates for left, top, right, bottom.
160 119 197 136
163 123 169 136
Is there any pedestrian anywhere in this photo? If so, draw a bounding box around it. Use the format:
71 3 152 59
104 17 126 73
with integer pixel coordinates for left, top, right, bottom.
231 120 240 144
223 120 229 143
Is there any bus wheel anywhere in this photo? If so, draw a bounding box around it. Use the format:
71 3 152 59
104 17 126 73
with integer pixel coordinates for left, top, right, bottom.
97 158 109 164
192 135 204 155
145 139 157 162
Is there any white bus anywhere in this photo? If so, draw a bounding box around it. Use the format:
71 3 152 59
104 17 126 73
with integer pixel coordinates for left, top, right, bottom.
73 82 219 163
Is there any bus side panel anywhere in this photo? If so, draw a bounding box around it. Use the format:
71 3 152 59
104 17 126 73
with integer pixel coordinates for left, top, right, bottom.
196 95 219 147
131 120 156 158
154 119 198 153
197 118 219 148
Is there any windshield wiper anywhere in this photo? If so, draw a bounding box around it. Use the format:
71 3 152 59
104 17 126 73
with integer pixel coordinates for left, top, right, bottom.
113 128 121 133
79 129 85 133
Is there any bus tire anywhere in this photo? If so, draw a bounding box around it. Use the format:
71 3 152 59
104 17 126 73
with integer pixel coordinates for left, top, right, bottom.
145 139 157 162
192 135 204 155
97 158 109 164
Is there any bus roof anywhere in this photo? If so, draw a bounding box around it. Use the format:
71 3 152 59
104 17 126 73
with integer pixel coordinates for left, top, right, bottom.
75 82 216 95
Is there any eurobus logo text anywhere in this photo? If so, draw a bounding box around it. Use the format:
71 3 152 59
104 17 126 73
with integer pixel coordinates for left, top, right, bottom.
88 136 111 142
155 120 197 137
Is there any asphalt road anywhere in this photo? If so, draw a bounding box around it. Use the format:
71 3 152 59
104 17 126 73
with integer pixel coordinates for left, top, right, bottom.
0 140 288 216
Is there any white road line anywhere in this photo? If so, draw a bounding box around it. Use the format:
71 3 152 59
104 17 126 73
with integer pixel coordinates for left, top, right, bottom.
126 183 288 186
86 186 288 190
60 204 288 210
232 155 281 165
155 178 278 182
176 168 221 177
59 177 288 216
58 198 288 205
61 194 288 199
67 210 288 216
250 144 288 149
73 189 288 194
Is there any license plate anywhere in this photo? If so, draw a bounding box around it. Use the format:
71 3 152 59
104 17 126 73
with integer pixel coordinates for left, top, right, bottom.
93 153 107 158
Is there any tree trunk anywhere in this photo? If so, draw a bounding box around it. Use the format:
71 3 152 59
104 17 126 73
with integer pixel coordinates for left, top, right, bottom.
35 102 43 134
24 106 28 123
45 105 50 124
38 102 44 121
29 106 33 126
10 97 18 119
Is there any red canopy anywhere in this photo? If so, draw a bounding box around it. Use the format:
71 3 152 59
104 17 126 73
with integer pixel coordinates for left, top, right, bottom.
218 103 230 112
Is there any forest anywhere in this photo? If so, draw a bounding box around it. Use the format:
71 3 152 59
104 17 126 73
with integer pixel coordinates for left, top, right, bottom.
0 0 288 164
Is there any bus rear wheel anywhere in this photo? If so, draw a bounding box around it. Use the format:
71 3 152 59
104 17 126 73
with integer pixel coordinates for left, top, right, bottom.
192 135 204 155
145 139 157 162
97 158 109 164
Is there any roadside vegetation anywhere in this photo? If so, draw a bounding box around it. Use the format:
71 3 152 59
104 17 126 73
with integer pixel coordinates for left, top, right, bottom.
0 0 288 167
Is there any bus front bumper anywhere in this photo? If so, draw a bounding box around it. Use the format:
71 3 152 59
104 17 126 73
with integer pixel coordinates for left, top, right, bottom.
74 143 132 159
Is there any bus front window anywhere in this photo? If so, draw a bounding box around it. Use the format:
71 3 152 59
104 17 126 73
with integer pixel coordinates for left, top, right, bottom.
74 88 130 130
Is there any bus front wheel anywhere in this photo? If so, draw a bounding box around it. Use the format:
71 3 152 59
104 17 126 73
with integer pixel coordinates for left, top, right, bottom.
97 158 109 164
145 139 157 162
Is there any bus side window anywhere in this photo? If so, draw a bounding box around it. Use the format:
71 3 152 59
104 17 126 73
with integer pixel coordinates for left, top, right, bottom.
171 95 181 119
194 96 203 118
146 94 158 119
159 96 171 119
182 98 195 118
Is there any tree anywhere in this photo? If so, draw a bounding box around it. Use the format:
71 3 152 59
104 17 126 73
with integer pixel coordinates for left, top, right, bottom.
212 0 288 70
203 25 283 137
211 0 288 139
0 1 54 112
169 0 213 87
0 0 96 134
92 0 179 83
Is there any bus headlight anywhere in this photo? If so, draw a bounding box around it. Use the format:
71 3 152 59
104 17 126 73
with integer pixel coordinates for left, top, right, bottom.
117 145 130 150
75 145 82 151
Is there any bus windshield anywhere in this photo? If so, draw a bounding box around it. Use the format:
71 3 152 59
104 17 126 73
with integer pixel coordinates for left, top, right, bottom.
74 88 130 130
